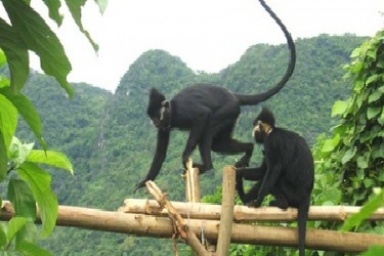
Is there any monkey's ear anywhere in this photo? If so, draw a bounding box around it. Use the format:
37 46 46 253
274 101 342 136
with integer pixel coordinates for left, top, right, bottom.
258 107 275 127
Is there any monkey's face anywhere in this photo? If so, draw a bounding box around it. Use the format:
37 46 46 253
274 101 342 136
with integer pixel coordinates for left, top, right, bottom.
147 101 171 130
147 88 171 130
253 120 267 144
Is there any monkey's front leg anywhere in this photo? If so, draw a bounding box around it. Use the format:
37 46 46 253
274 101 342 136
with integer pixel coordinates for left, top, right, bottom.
234 142 254 168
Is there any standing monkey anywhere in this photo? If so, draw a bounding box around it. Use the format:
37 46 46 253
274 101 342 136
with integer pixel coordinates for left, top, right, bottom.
236 107 314 256
135 0 296 191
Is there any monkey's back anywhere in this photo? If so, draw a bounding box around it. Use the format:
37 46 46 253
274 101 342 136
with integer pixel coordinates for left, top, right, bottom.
265 128 314 206
171 84 241 128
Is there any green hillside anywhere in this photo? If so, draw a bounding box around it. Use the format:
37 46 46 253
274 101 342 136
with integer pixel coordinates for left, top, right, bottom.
14 34 365 255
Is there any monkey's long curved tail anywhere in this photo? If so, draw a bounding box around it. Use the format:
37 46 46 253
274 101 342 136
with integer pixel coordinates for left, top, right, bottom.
235 0 296 105
297 199 310 256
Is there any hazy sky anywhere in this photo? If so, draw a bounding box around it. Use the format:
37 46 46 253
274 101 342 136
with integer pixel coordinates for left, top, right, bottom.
29 0 383 92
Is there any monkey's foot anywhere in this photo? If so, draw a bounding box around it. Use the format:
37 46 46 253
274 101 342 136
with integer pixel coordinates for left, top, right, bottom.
247 200 262 208
269 200 288 210
186 163 214 174
198 167 215 175
180 165 214 176
234 158 249 168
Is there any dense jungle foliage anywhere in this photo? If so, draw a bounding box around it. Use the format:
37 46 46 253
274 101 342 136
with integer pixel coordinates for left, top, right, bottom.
8 34 379 255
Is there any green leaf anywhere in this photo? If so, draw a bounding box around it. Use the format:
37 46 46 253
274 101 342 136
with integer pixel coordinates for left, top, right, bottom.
332 100 348 117
0 75 10 89
95 0 108 13
0 131 7 181
368 91 382 103
353 80 364 93
0 18 29 92
2 0 73 97
0 48 6 66
7 217 28 242
41 0 63 26
356 96 366 111
17 162 58 238
367 106 381 120
377 59 384 69
27 150 73 174
16 241 52 256
366 74 379 85
13 218 38 250
341 146 357 164
340 188 384 231
0 88 46 150
65 0 99 52
366 48 377 60
379 106 384 125
350 47 361 58
0 94 18 152
362 245 384 256
8 137 34 166
363 179 374 188
15 221 38 246
357 155 369 169
321 134 340 153
321 188 342 205
0 222 7 247
8 179 36 219
351 61 364 74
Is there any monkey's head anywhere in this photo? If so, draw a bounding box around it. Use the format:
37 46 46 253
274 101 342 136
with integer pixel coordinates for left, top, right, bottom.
147 88 171 130
253 107 275 144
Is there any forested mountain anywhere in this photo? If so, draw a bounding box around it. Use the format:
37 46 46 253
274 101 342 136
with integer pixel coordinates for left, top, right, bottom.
14 34 365 255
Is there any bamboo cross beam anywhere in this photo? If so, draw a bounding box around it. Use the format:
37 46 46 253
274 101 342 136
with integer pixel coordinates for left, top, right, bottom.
1 200 384 253
119 199 384 222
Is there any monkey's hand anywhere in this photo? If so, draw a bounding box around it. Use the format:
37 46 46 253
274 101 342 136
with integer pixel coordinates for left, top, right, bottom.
133 179 147 193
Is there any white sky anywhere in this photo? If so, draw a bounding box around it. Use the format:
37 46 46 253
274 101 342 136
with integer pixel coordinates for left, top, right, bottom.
29 0 384 92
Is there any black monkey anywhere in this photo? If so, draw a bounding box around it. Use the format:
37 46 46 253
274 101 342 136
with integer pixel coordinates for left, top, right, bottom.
134 0 297 191
236 107 314 256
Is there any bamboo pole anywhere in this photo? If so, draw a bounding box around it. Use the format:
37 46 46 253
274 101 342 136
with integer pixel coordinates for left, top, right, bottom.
119 199 384 222
1 201 383 253
216 166 236 255
184 159 213 255
184 158 201 203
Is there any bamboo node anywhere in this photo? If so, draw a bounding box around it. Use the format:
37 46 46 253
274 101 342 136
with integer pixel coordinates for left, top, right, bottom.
158 195 167 210
339 205 347 220
134 214 143 224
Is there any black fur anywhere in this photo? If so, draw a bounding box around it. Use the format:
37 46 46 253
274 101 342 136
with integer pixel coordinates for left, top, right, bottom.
134 0 296 191
236 107 314 256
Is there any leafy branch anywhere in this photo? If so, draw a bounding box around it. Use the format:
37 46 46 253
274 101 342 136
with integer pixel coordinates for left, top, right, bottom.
0 0 106 254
